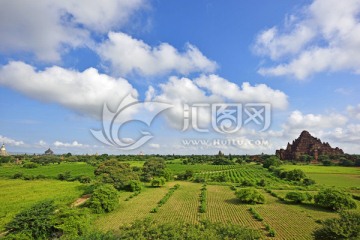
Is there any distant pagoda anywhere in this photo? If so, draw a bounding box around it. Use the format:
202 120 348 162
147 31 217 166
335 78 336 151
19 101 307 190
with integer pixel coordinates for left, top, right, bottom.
45 148 54 155
276 130 344 161
0 143 8 156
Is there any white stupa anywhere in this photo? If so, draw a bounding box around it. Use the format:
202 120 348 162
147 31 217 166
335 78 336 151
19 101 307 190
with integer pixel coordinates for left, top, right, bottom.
0 143 8 156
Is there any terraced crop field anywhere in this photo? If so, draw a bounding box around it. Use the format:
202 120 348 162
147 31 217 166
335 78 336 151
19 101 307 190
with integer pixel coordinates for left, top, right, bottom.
194 164 282 184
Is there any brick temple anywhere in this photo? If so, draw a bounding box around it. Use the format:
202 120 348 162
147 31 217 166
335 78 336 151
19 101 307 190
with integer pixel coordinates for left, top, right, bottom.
276 130 344 161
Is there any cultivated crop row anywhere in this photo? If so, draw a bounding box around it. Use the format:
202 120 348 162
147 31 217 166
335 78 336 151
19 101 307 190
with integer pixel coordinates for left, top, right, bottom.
151 184 180 213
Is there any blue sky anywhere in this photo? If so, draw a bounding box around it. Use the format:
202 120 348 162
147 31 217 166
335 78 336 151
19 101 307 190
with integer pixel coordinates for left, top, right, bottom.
0 0 359 155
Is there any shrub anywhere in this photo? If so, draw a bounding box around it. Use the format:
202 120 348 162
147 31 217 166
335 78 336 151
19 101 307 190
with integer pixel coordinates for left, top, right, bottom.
263 156 281 168
249 207 263 221
5 200 56 239
150 177 166 187
235 188 265 204
77 175 91 184
313 211 360 239
22 162 38 168
303 178 316 186
285 192 307 203
314 188 357 211
126 180 142 192
88 184 119 213
57 171 72 181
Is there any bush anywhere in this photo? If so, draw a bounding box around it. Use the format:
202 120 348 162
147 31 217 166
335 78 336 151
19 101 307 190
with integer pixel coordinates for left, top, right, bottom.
150 177 166 187
303 178 316 186
263 156 281 168
88 185 119 213
313 211 360 239
285 192 309 203
5 200 56 239
235 188 265 204
22 162 38 168
77 175 91 183
126 180 142 192
314 188 357 211
57 171 72 181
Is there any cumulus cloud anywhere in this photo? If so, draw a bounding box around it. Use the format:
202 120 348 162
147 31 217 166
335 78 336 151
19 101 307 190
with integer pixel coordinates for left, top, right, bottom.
0 61 138 118
254 0 360 79
283 110 348 133
194 74 288 110
0 135 24 146
0 0 145 61
54 140 87 148
347 104 360 120
146 75 288 130
97 32 217 76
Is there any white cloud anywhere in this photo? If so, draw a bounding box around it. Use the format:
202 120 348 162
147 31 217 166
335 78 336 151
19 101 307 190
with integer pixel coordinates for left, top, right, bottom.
195 74 288 110
0 61 138 118
254 0 360 79
0 0 145 61
147 75 288 130
283 110 348 133
347 104 360 120
38 140 47 147
53 140 87 148
0 135 24 146
97 32 217 76
149 143 160 149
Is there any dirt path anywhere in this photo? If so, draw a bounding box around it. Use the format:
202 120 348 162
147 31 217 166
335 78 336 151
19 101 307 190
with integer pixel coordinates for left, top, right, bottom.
71 194 91 207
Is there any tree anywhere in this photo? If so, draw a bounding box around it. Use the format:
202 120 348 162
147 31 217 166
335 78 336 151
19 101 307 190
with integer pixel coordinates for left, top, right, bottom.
94 160 139 190
150 177 166 187
5 200 56 239
299 154 312 164
235 188 265 204
314 188 357 211
286 169 306 181
88 184 119 213
263 156 281 169
141 158 167 182
313 211 360 239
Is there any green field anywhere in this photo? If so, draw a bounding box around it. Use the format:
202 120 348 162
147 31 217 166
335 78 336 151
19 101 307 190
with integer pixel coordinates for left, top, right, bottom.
0 162 95 179
282 165 360 188
1 161 359 239
0 179 84 231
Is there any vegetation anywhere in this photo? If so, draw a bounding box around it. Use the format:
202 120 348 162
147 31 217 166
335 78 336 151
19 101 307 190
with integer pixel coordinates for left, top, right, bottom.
235 188 265 204
4 200 91 240
199 184 207 213
285 191 312 203
115 218 261 239
151 184 180 213
94 160 139 191
249 207 263 221
313 211 360 239
314 188 357 211
150 177 166 187
87 185 119 214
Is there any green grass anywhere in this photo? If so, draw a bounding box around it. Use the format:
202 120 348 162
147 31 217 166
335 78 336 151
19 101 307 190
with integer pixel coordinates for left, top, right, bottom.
0 162 95 179
282 165 360 174
282 165 360 188
0 179 84 231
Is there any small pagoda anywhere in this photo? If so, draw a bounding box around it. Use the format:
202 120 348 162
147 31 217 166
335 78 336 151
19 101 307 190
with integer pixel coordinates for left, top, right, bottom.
0 143 8 156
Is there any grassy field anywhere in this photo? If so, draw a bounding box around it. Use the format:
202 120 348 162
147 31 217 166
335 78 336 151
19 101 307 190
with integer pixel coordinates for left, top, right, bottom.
0 162 95 179
282 165 360 188
0 179 84 231
1 162 359 239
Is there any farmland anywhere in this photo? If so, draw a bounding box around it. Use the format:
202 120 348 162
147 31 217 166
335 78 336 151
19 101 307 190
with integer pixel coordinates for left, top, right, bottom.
0 159 359 239
0 179 83 231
